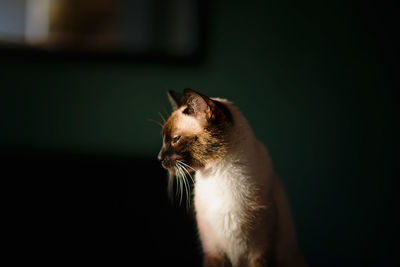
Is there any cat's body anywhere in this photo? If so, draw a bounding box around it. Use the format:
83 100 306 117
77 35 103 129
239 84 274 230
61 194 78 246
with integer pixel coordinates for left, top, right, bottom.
158 89 307 267
194 98 305 267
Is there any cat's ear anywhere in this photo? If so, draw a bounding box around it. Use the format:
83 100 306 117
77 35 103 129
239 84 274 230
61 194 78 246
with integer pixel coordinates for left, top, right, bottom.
183 88 222 123
167 90 185 110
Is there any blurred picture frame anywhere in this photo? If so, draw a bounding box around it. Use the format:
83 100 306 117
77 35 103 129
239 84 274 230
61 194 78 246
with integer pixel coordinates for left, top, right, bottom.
0 0 209 63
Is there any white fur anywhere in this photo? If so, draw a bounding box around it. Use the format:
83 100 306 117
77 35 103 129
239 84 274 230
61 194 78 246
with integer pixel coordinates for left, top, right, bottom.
194 99 307 267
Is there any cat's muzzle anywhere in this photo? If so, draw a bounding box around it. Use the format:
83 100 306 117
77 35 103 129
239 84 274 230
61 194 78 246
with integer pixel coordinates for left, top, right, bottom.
158 151 175 171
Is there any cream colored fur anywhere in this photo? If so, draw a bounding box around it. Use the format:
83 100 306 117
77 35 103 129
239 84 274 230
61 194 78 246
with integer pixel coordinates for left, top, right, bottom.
194 98 307 267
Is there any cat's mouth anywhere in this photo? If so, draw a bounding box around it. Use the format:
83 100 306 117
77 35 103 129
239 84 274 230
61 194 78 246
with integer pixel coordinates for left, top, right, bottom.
160 158 174 170
159 159 176 175
161 159 196 176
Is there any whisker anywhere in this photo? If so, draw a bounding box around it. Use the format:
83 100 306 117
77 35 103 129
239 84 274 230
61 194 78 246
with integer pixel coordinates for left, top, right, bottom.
182 167 190 209
178 166 185 205
175 167 181 201
158 112 166 123
167 162 196 209
162 106 170 119
180 167 187 205
147 118 164 128
176 161 196 188
180 164 195 184
177 160 197 173
168 171 175 202
178 162 193 209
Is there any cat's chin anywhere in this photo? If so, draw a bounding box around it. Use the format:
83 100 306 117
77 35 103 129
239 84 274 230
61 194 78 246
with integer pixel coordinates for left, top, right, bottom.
166 167 176 175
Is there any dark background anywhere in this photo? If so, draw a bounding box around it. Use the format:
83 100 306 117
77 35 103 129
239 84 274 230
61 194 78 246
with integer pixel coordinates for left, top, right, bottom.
1 0 398 266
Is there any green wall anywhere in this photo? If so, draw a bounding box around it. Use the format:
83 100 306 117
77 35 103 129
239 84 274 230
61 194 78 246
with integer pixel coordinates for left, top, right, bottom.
1 0 397 264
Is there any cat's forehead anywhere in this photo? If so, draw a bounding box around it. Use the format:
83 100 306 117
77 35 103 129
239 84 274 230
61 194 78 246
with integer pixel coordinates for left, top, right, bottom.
162 108 202 137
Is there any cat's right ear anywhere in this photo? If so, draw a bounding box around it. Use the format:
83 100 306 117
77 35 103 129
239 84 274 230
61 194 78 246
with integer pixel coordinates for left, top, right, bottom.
167 90 184 110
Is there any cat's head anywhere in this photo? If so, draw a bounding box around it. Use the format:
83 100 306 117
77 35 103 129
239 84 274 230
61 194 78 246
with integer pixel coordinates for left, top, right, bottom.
158 89 233 174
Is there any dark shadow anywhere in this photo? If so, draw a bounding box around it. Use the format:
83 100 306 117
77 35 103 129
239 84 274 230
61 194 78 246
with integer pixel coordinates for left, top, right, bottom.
2 149 202 266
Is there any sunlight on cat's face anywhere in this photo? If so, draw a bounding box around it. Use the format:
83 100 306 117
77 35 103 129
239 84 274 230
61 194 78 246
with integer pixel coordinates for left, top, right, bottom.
158 107 204 175
158 89 232 176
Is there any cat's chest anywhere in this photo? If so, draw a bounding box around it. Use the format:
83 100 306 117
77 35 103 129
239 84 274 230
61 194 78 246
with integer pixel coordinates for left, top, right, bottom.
195 174 234 212
194 170 249 235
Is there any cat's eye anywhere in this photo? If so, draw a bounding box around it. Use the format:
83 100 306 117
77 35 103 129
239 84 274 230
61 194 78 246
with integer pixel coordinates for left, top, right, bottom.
172 135 181 144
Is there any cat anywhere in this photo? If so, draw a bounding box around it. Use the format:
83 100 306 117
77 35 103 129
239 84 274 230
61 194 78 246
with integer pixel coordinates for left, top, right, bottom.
158 89 307 267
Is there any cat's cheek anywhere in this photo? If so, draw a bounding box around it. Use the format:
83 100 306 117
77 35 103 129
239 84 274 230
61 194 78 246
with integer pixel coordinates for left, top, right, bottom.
188 156 206 170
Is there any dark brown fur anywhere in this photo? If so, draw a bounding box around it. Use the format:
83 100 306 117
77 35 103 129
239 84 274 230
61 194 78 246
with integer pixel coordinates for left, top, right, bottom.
204 254 232 267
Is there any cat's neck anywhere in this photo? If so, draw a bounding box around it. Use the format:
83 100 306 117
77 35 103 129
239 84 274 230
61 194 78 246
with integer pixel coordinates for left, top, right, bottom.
198 100 259 178
222 99 259 159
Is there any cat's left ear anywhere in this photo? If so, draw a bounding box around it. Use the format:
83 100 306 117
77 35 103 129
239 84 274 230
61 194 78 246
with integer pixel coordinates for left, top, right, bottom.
183 88 228 124
167 90 185 110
